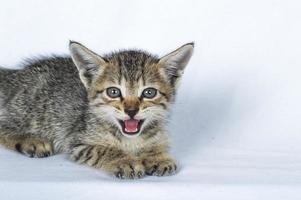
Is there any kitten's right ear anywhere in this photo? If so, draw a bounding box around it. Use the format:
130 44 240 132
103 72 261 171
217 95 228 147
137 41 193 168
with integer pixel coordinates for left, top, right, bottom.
69 41 107 88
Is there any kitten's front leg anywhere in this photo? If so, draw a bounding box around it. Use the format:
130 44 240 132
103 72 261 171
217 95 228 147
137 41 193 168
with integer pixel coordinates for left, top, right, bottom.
141 148 177 177
70 144 145 179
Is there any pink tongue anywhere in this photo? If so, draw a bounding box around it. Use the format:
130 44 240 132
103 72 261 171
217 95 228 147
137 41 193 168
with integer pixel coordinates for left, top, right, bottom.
124 119 139 133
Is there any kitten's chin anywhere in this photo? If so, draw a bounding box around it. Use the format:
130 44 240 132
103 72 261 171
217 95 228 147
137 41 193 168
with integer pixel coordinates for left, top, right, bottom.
118 119 145 138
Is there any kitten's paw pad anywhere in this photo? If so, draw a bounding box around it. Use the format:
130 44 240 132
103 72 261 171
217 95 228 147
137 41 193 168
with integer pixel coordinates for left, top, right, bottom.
15 138 53 158
113 161 145 180
145 159 177 176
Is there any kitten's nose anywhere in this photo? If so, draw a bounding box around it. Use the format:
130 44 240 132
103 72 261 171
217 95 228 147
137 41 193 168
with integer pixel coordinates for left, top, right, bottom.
125 108 139 118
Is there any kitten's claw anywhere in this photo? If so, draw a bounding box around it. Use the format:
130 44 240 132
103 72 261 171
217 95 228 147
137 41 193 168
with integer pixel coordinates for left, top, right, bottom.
112 160 145 180
144 158 177 176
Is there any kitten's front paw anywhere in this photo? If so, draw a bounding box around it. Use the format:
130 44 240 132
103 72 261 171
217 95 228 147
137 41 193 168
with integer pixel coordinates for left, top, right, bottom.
144 158 177 176
110 160 145 180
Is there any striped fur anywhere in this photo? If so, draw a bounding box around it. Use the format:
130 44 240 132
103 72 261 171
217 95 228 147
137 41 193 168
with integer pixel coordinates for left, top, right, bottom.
0 41 193 179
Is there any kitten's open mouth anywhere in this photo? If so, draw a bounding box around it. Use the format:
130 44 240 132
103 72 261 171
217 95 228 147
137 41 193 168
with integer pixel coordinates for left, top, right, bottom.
118 119 144 135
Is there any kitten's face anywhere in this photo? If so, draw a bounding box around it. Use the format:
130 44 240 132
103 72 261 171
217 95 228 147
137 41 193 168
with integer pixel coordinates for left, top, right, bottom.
69 41 193 138
89 55 172 138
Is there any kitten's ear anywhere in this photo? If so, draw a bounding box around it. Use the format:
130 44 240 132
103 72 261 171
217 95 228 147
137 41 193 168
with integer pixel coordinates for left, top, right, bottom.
158 42 194 85
69 41 107 88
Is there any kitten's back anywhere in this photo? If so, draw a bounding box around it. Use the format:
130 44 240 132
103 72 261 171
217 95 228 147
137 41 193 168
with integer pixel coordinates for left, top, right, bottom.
0 56 88 142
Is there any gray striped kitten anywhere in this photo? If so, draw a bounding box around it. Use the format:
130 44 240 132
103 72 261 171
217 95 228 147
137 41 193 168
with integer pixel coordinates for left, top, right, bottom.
0 41 194 179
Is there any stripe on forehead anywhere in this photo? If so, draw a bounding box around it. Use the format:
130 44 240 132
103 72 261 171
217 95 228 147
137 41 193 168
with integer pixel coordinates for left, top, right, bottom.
104 49 159 84
120 62 144 85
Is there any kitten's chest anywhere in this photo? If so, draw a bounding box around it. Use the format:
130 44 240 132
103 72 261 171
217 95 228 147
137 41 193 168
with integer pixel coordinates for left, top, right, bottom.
100 133 146 155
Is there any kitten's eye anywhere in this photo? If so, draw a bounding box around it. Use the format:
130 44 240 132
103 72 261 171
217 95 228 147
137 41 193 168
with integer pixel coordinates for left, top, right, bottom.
142 87 157 99
106 87 121 98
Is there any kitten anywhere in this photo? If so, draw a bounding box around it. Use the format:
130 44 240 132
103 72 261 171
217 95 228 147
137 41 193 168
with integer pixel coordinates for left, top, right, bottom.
0 41 194 179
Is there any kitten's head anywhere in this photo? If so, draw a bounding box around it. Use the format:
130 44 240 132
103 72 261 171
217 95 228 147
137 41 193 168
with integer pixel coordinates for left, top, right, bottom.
69 41 193 138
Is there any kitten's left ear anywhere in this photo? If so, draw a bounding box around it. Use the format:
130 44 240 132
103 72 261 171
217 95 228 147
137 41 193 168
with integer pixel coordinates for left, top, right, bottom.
158 43 194 85
69 41 107 88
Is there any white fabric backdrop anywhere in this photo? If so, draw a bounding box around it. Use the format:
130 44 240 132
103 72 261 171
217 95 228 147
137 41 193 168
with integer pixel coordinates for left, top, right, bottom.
0 0 301 199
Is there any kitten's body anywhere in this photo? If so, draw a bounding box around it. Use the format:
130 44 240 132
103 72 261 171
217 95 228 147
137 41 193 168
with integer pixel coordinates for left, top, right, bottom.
0 42 193 179
0 57 87 152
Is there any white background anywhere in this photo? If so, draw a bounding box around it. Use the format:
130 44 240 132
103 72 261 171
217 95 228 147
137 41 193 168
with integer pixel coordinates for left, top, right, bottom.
1 0 301 199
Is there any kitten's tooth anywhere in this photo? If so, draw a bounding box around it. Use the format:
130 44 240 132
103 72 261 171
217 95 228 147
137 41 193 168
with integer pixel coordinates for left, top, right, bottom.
124 128 138 133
